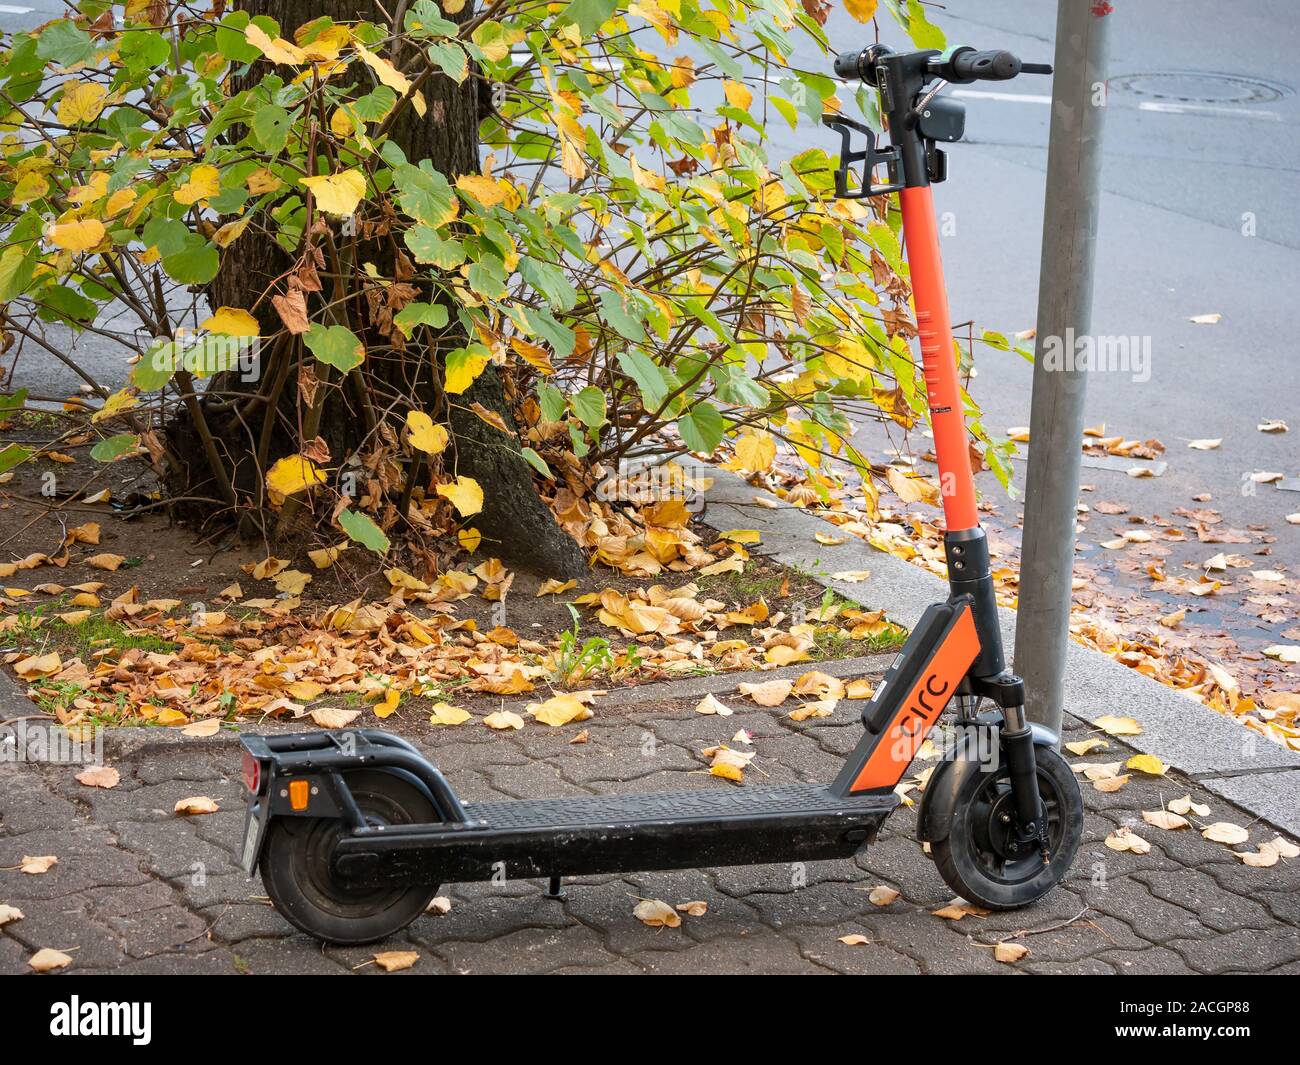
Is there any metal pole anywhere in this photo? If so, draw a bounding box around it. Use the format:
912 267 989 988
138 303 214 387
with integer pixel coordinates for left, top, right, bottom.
1013 0 1111 733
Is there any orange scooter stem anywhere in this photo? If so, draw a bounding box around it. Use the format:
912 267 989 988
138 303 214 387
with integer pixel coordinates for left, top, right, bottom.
898 184 980 535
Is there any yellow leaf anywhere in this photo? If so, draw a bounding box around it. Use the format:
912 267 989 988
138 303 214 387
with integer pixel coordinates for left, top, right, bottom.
309 706 361 729
266 455 326 498
28 948 73 973
58 82 107 125
245 24 306 65
48 218 104 252
247 167 282 195
15 652 61 679
456 174 507 207
385 567 430 591
735 430 776 471
484 710 526 730
633 899 681 928
436 475 484 517
174 164 220 206
1092 715 1143 737
718 529 761 545
527 693 593 727
308 544 344 569
1126 753 1166 776
372 688 401 719
201 306 259 337
444 350 490 394
85 553 125 571
356 43 411 94
300 169 366 216
723 80 753 110
844 0 880 24
510 337 554 374
406 411 449 454
536 578 576 597
458 527 482 553
429 703 471 726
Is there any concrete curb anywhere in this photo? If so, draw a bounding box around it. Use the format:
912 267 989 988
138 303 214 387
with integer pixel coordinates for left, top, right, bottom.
701 466 1300 837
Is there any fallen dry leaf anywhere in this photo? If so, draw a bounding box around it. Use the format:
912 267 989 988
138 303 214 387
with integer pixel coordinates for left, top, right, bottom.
633 898 681 928
426 896 452 916
1168 795 1210 817
1105 827 1150 854
737 679 793 707
484 710 526 730
694 693 734 716
932 899 990 921
0 904 23 927
28 948 73 973
181 718 221 737
85 552 126 571
838 933 871 946
20 855 57 875
1126 754 1166 776
1092 715 1143 737
1142 809 1189 831
373 950 420 972
1202 822 1249 846
76 765 120 789
309 707 361 729
174 796 219 816
868 885 900 907
994 941 1030 964
676 900 708 916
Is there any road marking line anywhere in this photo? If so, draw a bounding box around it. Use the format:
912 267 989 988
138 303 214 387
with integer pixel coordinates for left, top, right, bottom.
1138 99 1282 121
951 89 1053 105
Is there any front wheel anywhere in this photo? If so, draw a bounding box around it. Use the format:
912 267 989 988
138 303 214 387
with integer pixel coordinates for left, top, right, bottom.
931 745 1083 910
259 770 441 945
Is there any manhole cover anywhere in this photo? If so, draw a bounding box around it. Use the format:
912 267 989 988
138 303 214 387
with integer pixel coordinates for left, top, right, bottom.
1110 71 1291 104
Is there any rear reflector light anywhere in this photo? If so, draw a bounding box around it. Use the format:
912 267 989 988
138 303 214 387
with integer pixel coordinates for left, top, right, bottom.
288 779 310 811
241 751 261 795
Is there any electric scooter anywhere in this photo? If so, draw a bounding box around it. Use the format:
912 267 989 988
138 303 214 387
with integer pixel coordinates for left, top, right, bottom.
236 43 1085 945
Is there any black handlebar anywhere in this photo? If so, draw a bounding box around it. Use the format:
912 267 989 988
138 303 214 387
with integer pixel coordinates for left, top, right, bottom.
947 47 1021 82
831 44 1052 85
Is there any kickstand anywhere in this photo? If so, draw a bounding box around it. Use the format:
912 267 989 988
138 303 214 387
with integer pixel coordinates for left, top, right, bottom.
545 875 566 900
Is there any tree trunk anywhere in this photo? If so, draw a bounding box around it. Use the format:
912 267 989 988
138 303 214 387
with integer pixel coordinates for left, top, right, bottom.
169 0 584 577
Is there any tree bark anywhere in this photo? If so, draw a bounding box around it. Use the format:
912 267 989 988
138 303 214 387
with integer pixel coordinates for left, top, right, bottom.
169 0 584 577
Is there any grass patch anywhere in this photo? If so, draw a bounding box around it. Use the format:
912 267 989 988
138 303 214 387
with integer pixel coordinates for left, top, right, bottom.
697 568 789 602
10 600 179 661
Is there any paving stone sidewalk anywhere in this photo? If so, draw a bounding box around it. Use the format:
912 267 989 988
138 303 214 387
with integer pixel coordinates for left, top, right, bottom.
3 663 1298 976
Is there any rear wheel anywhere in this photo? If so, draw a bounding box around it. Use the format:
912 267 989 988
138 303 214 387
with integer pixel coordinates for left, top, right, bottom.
260 770 440 945
931 745 1082 910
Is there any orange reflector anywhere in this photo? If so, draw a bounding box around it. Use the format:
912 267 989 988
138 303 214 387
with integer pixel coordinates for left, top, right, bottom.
288 779 310 811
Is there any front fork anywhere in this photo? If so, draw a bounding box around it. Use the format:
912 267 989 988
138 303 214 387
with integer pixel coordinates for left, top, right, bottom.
948 529 1050 861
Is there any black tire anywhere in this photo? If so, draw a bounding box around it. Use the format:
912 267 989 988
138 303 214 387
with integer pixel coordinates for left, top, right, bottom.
931 745 1083 910
259 770 441 945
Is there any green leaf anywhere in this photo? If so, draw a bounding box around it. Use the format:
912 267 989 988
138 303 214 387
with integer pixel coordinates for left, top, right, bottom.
618 350 669 411
521 446 554 479
304 324 365 371
338 508 390 555
426 41 468 84
538 383 566 423
162 238 219 285
572 386 606 429
0 388 27 415
599 289 645 342
0 444 32 474
560 0 618 35
251 105 292 154
393 302 449 338
90 434 140 462
0 245 35 302
677 403 725 455
35 21 95 68
132 341 177 391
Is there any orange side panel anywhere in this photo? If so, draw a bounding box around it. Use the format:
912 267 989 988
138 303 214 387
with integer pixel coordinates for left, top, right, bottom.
898 185 979 533
848 606 980 792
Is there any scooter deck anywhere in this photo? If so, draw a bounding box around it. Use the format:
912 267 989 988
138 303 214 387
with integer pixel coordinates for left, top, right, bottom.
333 783 897 887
